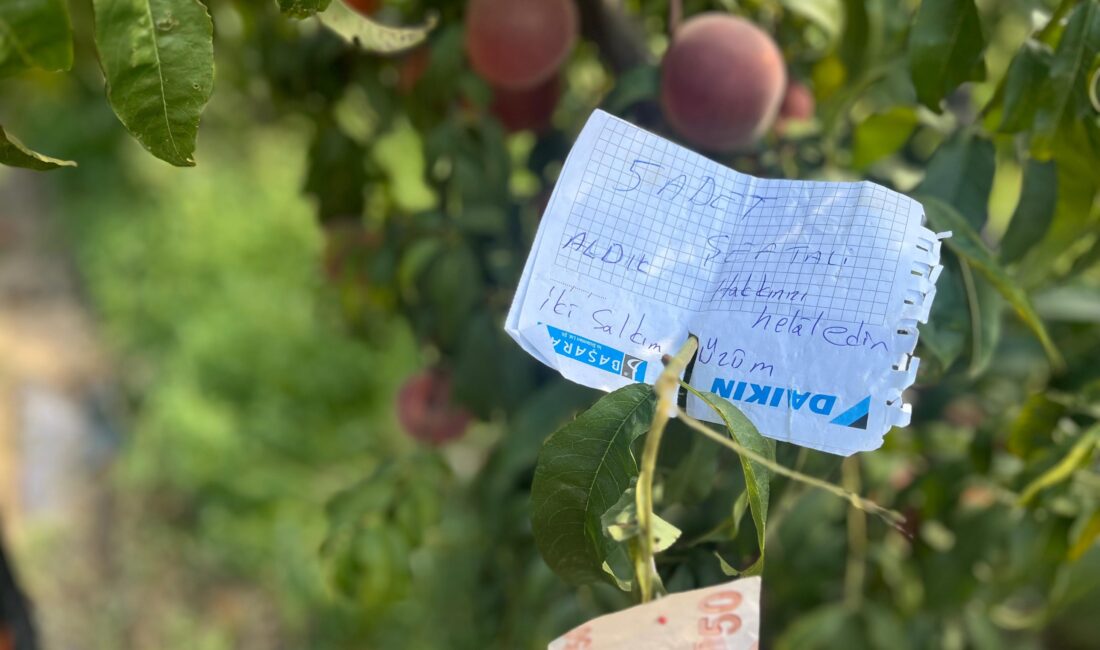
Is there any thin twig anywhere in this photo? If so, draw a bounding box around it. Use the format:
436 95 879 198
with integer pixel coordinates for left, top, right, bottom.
674 398 907 533
842 457 867 610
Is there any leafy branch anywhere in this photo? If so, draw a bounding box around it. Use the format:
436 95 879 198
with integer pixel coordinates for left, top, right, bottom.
634 334 697 602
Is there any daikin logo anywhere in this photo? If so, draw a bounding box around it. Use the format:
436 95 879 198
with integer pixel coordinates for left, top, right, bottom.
708 378 871 430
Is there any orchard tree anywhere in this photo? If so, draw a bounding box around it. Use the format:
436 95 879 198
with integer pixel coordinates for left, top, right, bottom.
3 0 1100 648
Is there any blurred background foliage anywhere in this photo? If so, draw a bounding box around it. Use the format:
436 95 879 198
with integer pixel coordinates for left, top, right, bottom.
0 0 1099 648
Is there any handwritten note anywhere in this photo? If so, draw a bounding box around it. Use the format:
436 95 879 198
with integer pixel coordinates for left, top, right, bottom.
547 576 760 649
506 110 947 455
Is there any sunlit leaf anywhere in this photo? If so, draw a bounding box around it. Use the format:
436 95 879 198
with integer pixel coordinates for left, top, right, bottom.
0 0 72 74
530 383 656 585
1033 1 1100 156
908 0 986 110
0 124 75 170
852 106 918 170
601 482 681 553
277 0 331 19
1000 160 1057 263
92 0 214 166
1069 510 1100 561
1018 425 1098 505
781 0 842 44
921 195 1063 367
318 1 438 54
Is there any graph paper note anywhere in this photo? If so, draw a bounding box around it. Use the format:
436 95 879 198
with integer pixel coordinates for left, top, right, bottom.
506 110 947 456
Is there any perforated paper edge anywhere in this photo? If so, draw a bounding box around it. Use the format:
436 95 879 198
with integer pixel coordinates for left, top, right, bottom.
884 220 951 429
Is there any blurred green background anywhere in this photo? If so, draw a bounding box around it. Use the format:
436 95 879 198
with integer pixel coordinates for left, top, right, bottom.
1 0 1099 649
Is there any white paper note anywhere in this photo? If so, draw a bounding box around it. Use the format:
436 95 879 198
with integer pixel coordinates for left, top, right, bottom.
547 576 761 650
506 110 946 456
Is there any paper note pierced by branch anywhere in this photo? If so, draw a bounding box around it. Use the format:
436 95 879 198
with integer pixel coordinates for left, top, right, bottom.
547 576 761 649
506 110 946 456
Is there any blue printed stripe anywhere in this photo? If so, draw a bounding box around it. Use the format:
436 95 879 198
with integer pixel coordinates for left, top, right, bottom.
830 396 871 426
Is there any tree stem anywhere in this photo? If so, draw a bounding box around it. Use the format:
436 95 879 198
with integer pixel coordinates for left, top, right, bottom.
842 457 867 610
635 335 697 602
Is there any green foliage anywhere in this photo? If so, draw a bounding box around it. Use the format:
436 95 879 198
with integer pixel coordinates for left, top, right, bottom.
530 383 657 586
909 0 986 109
0 0 72 74
1033 1 1100 155
918 134 996 228
0 123 75 169
92 0 214 166
277 0 331 19
1001 160 1058 263
322 455 447 608
7 0 1100 647
922 195 1062 367
318 1 438 53
686 385 775 576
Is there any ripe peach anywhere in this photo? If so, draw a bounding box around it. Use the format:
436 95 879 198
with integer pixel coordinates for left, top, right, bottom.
490 75 561 132
396 368 471 445
343 0 380 16
464 0 578 90
774 80 815 134
660 14 786 151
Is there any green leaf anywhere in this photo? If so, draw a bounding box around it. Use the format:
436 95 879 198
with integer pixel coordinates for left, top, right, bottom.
1007 393 1066 459
780 0 843 44
837 0 879 82
961 263 1003 378
92 0 214 167
851 106 918 170
0 0 72 74
1018 425 1099 505
908 0 986 110
1000 160 1058 263
918 261 968 377
1069 510 1100 561
277 0 331 19
684 385 773 574
998 41 1052 133
0 124 75 170
530 383 656 585
303 118 368 222
421 242 481 350
662 425 719 505
600 483 681 553
601 64 659 115
318 1 438 54
917 134 995 229
1033 1 1100 156
921 195 1063 367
